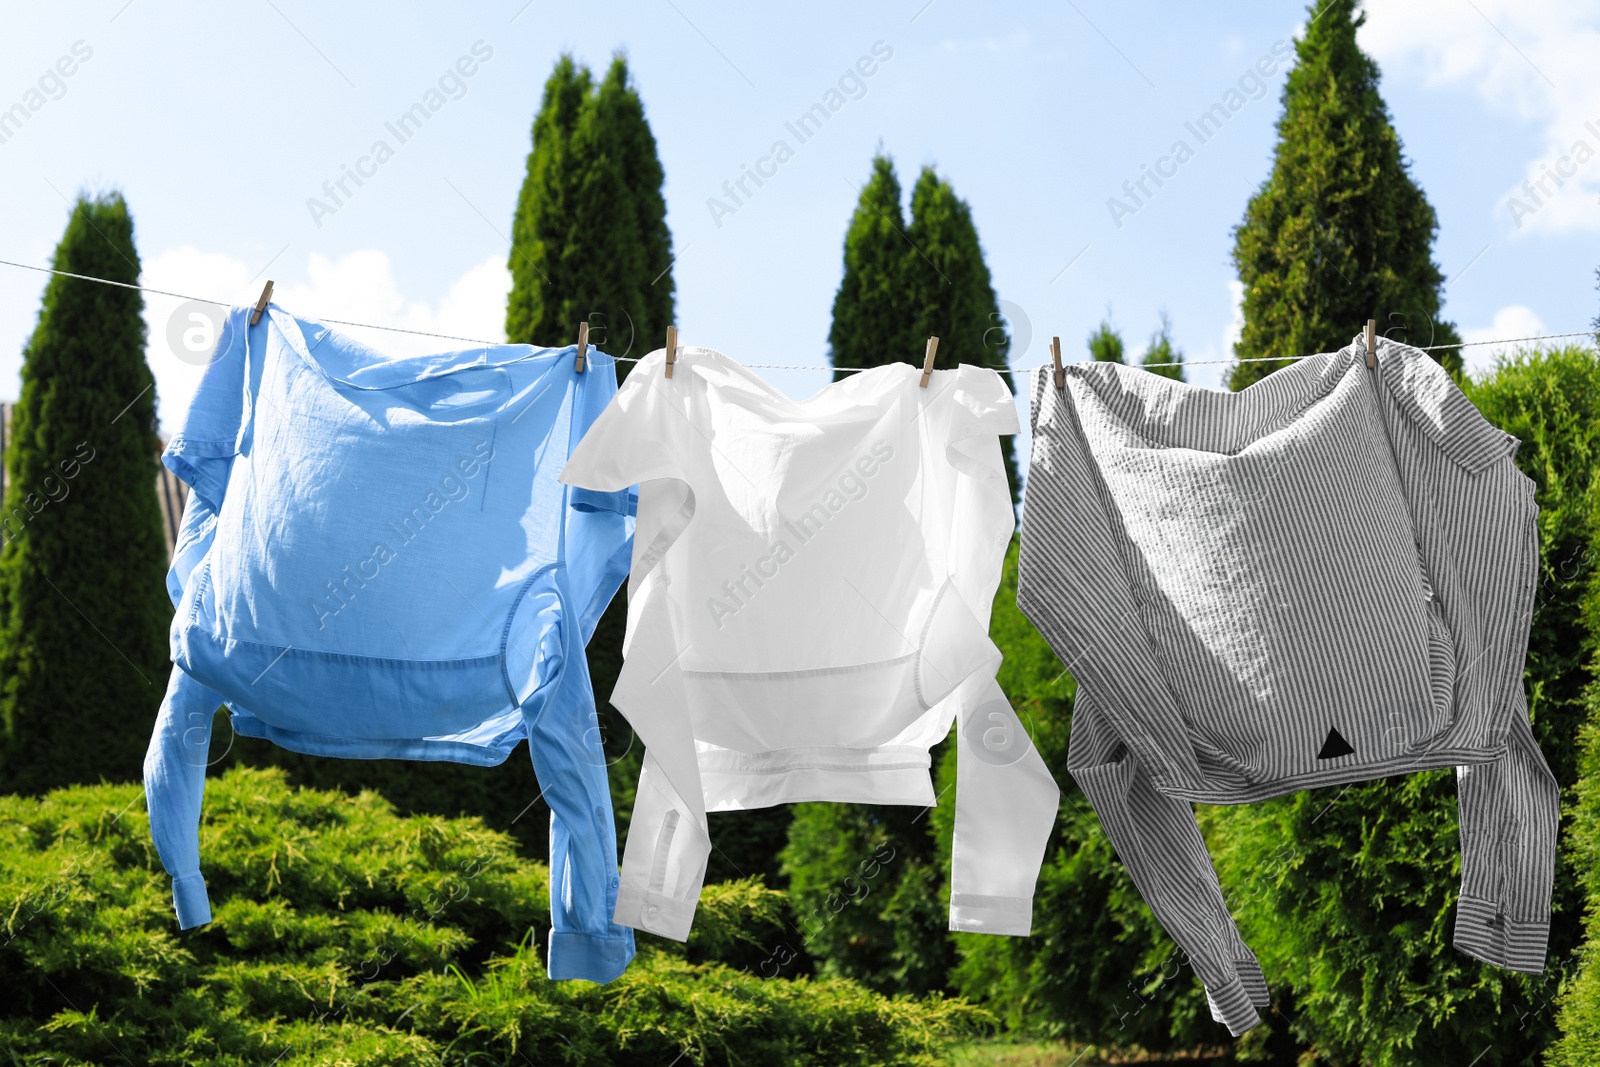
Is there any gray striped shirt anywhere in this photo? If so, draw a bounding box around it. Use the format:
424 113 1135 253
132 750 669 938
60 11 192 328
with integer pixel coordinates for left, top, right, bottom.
1017 335 1558 1035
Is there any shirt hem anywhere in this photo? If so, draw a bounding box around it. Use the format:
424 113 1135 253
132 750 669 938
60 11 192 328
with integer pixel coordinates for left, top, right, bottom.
699 745 935 810
1158 743 1517 805
228 711 520 765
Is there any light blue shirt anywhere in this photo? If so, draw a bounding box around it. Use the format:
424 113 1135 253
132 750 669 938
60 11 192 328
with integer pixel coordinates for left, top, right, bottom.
143 304 637 981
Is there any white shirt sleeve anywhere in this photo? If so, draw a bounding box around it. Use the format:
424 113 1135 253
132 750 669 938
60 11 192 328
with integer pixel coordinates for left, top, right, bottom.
948 674 1060 936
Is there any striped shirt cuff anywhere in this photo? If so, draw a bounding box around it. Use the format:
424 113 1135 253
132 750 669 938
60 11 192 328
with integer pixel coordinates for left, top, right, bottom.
1454 894 1549 973
171 873 212 929
1203 952 1270 1036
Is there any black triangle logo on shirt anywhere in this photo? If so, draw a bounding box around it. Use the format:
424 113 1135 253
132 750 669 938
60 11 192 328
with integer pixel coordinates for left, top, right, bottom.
1317 727 1355 760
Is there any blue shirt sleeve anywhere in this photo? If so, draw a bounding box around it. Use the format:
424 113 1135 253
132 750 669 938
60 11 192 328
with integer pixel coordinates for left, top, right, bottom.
144 665 224 928
519 563 636 981
147 305 254 928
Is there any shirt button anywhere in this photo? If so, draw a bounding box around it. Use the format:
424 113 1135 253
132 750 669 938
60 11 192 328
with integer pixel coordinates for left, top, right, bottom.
646 904 660 919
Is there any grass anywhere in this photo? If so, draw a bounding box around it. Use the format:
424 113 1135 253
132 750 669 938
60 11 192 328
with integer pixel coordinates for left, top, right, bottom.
948 1040 1229 1066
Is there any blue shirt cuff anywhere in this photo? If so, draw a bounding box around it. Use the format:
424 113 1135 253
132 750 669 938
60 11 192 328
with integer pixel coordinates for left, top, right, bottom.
569 486 636 517
547 929 635 983
172 872 212 928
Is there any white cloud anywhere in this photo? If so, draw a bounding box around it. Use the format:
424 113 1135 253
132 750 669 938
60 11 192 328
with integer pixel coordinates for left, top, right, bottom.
141 249 510 433
1460 303 1545 377
1361 0 1600 235
139 246 259 440
275 250 509 359
1221 277 1245 358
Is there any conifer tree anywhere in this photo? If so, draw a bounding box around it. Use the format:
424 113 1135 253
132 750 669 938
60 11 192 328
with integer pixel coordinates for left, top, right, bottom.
1086 319 1124 364
1140 312 1185 381
828 156 916 379
1228 0 1460 390
1543 346 1600 1067
503 51 678 847
903 166 1021 509
829 156 1020 509
505 53 674 379
505 55 589 352
0 193 170 793
595 56 675 368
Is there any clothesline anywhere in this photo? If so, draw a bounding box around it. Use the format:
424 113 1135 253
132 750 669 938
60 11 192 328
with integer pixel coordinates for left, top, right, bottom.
1 256 1593 373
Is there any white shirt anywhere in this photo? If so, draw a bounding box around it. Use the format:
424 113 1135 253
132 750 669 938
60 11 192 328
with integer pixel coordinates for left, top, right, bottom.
561 347 1060 940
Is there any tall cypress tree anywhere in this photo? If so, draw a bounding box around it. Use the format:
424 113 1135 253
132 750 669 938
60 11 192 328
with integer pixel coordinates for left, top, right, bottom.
1086 319 1125 364
0 193 170 793
903 166 1021 509
596 55 675 371
504 51 680 861
1140 312 1185 381
505 55 590 351
828 155 916 379
505 53 674 379
1228 0 1460 390
829 156 1020 509
1539 345 1600 1067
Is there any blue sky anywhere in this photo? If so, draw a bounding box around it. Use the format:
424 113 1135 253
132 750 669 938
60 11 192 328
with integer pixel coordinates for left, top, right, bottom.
1 0 1596 448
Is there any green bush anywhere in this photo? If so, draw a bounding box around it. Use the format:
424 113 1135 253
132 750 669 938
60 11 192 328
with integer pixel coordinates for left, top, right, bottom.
1552 581 1600 1067
1542 342 1600 1064
0 766 986 1066
779 794 953 997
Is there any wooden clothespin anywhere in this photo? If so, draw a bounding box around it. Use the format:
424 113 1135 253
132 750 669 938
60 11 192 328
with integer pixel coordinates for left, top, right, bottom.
664 325 678 379
1050 335 1064 389
250 280 274 326
574 320 589 373
919 336 940 388
1364 319 1376 369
